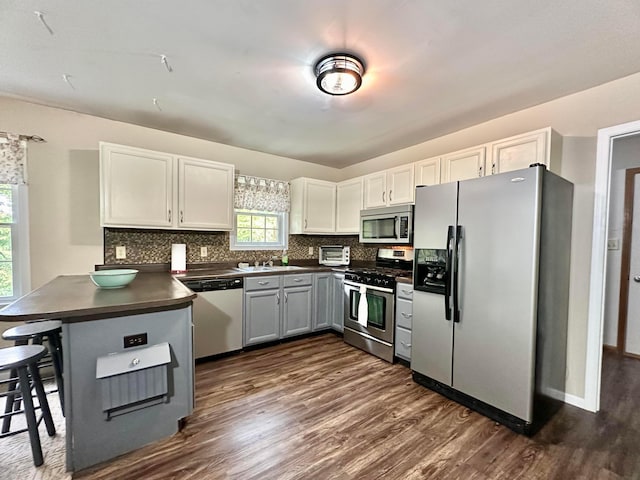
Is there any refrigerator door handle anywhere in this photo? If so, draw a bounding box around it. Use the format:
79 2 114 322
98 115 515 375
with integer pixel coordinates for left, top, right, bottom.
444 225 454 321
453 225 462 323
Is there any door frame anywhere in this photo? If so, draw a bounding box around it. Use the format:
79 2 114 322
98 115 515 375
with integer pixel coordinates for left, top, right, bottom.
616 167 640 356
586 119 640 412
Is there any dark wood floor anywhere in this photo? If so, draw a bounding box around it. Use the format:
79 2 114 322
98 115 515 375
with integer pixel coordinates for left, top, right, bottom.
74 335 640 479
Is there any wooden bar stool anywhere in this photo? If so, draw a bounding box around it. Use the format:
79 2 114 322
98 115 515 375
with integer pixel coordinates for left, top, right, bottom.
2 320 64 435
0 345 56 467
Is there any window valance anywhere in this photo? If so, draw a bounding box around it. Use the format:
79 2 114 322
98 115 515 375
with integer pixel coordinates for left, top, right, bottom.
234 175 290 213
0 134 27 185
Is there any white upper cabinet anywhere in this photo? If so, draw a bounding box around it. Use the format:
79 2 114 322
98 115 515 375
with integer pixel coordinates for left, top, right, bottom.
441 146 486 183
363 172 387 209
335 177 363 234
363 164 414 209
488 127 561 175
414 157 441 187
100 143 234 231
100 143 174 228
177 156 234 230
387 164 415 205
290 178 336 234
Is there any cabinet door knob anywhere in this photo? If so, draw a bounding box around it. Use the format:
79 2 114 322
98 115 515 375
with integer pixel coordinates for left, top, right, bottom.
401 312 412 318
491 163 496 175
389 190 392 202
634 276 640 283
294 278 302 282
382 191 385 203
258 281 270 286
168 209 172 222
402 289 412 295
180 210 184 223
284 292 288 303
304 219 307 229
400 342 412 348
478 165 483 177
276 293 280 304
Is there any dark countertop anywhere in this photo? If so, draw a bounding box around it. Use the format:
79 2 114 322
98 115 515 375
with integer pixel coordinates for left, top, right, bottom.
0 272 195 323
173 264 348 280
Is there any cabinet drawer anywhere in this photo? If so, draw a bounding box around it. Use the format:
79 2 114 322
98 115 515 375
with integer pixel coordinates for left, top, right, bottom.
396 283 414 300
396 298 413 329
283 273 312 287
395 326 412 361
244 275 282 291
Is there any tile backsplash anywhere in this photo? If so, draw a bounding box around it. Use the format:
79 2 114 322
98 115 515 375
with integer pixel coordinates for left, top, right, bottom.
103 228 378 265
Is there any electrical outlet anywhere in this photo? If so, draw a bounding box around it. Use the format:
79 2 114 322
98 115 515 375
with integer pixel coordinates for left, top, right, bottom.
607 238 620 250
123 333 147 348
115 246 127 259
200 246 208 257
308 246 314 256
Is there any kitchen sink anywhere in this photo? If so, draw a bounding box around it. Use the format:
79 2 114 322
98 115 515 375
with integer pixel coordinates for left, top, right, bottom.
235 265 306 273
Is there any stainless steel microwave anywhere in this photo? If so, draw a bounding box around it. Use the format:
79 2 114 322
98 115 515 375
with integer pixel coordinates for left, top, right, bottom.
359 205 413 244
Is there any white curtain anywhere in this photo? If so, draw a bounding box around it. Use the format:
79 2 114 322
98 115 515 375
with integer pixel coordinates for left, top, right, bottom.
234 175 290 213
0 134 27 184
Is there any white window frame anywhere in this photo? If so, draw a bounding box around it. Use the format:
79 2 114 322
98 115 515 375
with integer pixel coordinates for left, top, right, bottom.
0 184 30 304
230 209 288 251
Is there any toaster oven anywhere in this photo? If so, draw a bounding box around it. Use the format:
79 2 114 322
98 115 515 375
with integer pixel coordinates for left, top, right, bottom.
319 246 350 266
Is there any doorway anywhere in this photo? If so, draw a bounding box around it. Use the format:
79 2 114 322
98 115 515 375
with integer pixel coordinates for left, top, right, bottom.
608 160 640 358
587 119 640 412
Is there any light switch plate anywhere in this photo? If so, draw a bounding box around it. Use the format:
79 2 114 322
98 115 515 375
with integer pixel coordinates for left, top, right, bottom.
200 246 208 257
115 246 127 259
308 246 314 256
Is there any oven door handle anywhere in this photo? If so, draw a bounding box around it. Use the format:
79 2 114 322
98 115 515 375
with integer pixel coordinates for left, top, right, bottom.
343 280 394 294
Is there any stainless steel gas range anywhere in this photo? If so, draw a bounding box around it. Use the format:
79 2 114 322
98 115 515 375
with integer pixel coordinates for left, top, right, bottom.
343 248 413 362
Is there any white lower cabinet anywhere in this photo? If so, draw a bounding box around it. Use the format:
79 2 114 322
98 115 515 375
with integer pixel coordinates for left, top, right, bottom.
395 283 413 361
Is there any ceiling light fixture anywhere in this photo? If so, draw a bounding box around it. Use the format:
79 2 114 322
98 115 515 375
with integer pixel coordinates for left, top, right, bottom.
314 53 364 96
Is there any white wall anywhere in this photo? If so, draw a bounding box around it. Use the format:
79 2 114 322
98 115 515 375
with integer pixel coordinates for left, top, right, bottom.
603 135 640 347
1 97 341 289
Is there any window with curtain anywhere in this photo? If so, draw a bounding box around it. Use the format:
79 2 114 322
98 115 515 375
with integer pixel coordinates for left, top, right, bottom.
230 175 290 251
0 134 30 302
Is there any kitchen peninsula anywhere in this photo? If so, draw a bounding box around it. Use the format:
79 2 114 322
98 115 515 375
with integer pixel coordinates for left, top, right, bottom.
0 273 196 472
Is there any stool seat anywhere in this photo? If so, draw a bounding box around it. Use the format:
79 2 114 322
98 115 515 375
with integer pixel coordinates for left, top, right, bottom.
2 320 62 341
0 345 48 370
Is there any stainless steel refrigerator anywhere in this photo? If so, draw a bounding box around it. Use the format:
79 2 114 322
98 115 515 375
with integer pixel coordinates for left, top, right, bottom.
412 165 573 434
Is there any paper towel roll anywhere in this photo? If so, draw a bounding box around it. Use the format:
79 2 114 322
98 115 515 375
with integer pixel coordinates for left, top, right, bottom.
171 244 187 273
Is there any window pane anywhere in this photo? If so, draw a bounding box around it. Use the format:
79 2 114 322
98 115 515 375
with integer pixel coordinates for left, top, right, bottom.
0 262 13 298
252 229 265 242
237 214 251 228
0 186 13 223
252 215 265 228
0 227 12 261
266 229 278 242
265 216 278 229
237 228 252 242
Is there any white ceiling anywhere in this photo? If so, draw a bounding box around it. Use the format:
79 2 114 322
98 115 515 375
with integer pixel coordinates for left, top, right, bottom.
2 1 640 168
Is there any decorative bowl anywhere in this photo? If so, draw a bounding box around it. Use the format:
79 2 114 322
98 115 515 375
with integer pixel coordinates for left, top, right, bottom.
89 269 139 289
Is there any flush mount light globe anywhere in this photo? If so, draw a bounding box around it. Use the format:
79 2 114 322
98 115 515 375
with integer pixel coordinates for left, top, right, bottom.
315 53 365 96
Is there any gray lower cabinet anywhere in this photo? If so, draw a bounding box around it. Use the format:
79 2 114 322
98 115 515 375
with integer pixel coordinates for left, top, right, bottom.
313 272 332 331
244 275 282 346
331 272 344 332
283 285 313 337
395 282 413 361
244 274 315 346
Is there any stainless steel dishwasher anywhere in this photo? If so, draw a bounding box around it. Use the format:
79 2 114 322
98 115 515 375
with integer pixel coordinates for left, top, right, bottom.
180 277 244 360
